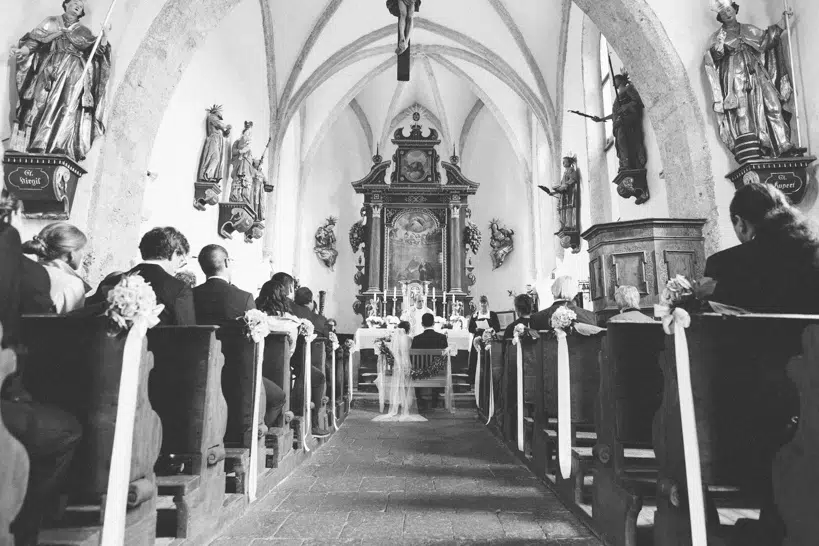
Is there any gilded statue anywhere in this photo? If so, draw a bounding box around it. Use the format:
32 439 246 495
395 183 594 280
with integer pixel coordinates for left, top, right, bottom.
545 153 582 252
198 105 232 184
10 0 111 162
386 0 420 55
314 217 339 270
228 121 268 221
704 2 798 158
489 219 514 271
590 73 647 172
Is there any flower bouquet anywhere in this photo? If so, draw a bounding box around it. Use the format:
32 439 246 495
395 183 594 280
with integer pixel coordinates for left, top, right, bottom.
449 315 467 330
513 322 540 343
298 318 315 339
105 274 164 336
659 275 702 313
474 327 496 351
366 316 385 329
550 306 577 334
385 315 400 329
241 309 271 343
328 331 340 350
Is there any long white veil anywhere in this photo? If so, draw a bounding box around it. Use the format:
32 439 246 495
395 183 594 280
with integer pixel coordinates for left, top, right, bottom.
372 330 427 422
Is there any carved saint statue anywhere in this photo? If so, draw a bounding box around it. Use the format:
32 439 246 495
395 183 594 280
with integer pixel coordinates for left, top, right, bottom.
387 0 421 55
547 153 582 252
227 121 268 222
591 74 647 172
314 216 339 270
704 2 798 158
489 219 514 271
10 0 112 161
198 105 232 183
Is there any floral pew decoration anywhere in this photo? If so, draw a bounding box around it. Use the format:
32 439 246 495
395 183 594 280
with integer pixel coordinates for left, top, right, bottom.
654 275 707 546
329 332 340 431
373 333 394 413
512 323 541 452
549 307 606 479
297 319 317 451
472 328 496 415
239 309 271 502
101 275 164 546
344 339 355 404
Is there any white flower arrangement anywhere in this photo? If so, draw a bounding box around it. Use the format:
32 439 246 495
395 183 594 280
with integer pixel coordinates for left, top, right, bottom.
366 316 385 329
481 328 495 343
243 309 271 343
105 274 164 335
385 315 400 329
550 306 577 331
660 275 695 307
328 331 340 350
434 316 446 325
298 319 315 338
446 345 458 357
514 323 526 337
449 315 467 330
344 339 355 349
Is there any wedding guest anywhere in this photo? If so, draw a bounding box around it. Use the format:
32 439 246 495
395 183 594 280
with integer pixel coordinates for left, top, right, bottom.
530 276 597 330
411 313 448 349
258 274 329 437
696 182 819 313
21 223 91 314
0 199 82 546
292 286 329 335
193 244 286 428
503 294 533 338
608 286 654 323
468 296 501 386
87 227 195 325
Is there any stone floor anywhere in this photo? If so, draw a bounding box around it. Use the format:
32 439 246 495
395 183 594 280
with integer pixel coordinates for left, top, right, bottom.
210 409 602 545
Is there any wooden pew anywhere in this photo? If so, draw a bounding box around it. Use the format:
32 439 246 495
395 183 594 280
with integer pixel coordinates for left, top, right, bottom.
330 343 348 427
653 315 818 546
500 337 543 460
487 339 505 427
539 331 605 506
0 337 29 545
474 342 492 423
261 331 294 465
147 326 231 543
20 316 161 546
593 322 664 546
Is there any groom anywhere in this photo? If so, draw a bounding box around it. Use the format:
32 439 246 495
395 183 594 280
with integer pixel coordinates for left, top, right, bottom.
411 313 447 411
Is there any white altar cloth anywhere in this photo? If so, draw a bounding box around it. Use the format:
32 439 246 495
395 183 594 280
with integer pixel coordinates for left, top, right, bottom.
354 328 473 352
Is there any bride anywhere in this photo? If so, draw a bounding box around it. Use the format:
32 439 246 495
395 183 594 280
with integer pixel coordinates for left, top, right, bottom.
372 322 427 422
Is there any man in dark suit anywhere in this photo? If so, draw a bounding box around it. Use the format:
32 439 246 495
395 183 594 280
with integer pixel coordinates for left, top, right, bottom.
608 285 655 324
530 276 597 330
87 227 195 325
503 294 533 338
411 313 448 349
1 198 82 546
291 286 329 336
194 245 286 428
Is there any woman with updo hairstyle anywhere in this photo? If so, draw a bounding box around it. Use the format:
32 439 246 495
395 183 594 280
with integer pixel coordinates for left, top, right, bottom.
22 222 90 313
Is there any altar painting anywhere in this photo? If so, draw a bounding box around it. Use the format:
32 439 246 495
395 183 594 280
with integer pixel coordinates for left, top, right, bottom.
387 209 444 291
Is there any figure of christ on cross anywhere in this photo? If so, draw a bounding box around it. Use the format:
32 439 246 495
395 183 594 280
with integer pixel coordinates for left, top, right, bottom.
387 0 420 55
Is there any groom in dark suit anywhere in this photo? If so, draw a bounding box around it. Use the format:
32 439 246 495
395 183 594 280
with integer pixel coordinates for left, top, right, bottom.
411 313 448 349
194 245 287 428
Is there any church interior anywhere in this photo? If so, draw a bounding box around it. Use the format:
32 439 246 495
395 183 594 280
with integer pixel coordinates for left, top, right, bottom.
2 0 819 544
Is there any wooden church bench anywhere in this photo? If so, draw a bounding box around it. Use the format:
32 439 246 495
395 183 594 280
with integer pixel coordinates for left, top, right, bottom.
147 326 230 543
653 314 819 546
592 322 664 546
19 315 161 546
0 333 29 545
538 331 605 508
500 337 543 461
261 330 295 466
485 339 505 426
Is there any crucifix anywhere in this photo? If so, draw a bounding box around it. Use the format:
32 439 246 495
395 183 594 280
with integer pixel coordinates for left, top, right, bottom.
387 0 420 81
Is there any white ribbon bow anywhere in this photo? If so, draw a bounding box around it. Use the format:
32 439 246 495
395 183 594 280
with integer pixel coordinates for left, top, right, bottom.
331 340 340 431
654 304 706 546
474 342 482 408
303 334 317 452
555 328 571 480
512 333 525 452
247 336 266 502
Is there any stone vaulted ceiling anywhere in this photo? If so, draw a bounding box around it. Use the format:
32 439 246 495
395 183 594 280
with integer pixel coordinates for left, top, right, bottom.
267 0 571 165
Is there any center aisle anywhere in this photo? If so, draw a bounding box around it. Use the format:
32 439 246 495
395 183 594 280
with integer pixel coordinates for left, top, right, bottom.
210 409 602 545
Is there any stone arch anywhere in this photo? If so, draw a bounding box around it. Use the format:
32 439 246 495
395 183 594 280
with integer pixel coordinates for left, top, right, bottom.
83 0 248 281
573 0 719 252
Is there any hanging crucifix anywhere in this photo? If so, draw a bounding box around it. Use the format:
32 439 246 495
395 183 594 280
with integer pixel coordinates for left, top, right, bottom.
387 0 421 81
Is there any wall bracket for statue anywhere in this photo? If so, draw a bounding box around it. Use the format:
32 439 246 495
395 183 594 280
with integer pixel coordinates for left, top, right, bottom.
2 152 86 220
612 169 649 205
218 203 255 240
727 156 816 205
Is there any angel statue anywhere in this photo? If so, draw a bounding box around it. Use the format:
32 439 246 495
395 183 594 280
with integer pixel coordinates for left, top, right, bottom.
314 217 339 270
489 219 514 270
9 0 112 162
704 1 800 159
387 0 421 55
198 105 232 183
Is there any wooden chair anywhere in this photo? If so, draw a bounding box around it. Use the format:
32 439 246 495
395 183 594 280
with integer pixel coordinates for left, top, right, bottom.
0 337 29 545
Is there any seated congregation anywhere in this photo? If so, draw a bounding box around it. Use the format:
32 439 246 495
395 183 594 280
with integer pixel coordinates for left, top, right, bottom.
2 181 819 546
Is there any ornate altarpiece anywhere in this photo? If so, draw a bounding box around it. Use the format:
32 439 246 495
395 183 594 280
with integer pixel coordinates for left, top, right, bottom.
350 115 480 321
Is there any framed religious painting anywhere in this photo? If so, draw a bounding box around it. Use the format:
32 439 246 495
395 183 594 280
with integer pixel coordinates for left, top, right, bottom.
384 208 446 291
396 148 435 184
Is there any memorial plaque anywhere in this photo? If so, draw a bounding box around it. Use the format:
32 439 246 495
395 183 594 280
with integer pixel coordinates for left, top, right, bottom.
728 156 816 204
2 152 85 219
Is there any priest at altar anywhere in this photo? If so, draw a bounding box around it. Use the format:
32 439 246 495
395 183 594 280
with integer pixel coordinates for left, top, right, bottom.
401 295 434 337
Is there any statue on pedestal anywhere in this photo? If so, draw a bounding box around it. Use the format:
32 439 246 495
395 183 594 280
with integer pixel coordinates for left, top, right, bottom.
542 153 581 253
704 2 799 160
591 73 647 173
9 0 112 162
198 105 232 184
